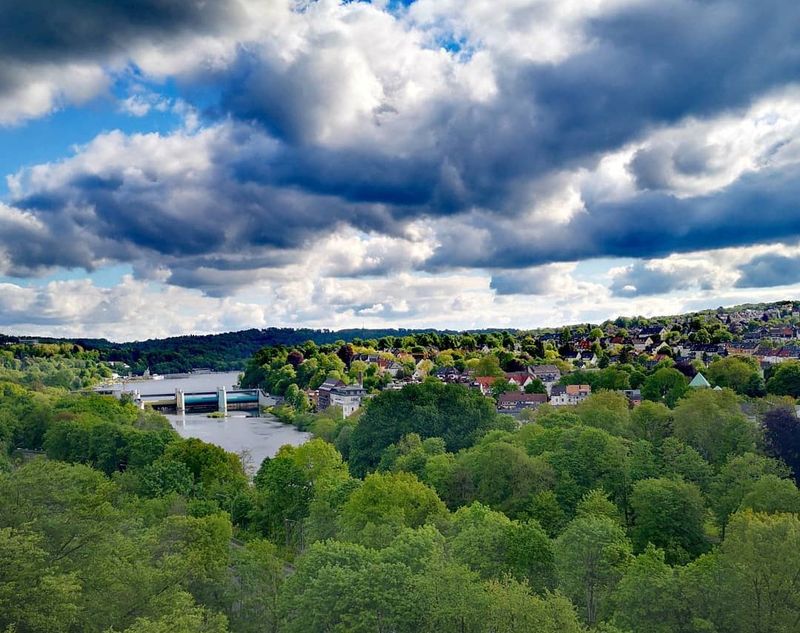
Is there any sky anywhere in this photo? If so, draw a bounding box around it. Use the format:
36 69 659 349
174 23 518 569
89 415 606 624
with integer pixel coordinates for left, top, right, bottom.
2 0 800 341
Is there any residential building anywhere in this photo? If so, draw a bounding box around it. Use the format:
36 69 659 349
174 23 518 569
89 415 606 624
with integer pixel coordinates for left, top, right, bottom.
505 371 532 390
383 361 404 377
496 392 548 412
434 366 462 383
638 326 667 338
528 364 562 385
621 389 642 407
472 376 498 396
317 378 345 410
550 384 591 406
330 384 367 417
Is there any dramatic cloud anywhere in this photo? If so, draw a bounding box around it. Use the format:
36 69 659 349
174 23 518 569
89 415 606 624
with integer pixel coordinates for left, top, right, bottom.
0 0 249 124
3 0 800 334
609 260 719 297
490 265 578 296
736 254 800 288
0 1 241 63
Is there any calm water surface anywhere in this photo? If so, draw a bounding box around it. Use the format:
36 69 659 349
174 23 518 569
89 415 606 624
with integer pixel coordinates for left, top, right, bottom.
165 411 310 473
105 371 309 471
107 371 244 395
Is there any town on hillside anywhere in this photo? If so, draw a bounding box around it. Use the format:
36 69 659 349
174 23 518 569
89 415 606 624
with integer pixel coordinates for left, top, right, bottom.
240 301 800 419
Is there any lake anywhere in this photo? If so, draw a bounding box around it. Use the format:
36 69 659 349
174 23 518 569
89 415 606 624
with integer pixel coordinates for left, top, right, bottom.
104 371 309 472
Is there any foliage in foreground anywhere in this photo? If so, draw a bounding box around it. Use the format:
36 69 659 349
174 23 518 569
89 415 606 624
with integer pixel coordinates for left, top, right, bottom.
3 357 800 632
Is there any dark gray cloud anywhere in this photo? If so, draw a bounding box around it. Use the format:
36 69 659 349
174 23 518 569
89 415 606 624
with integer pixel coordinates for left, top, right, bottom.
610 262 694 297
4 122 418 280
629 142 719 191
0 0 246 122
215 0 800 215
735 253 800 288
428 165 800 269
4 0 800 294
490 270 559 296
0 0 241 63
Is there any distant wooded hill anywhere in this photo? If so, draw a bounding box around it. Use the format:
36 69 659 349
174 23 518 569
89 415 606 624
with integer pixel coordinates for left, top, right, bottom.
3 299 798 374
1 328 465 374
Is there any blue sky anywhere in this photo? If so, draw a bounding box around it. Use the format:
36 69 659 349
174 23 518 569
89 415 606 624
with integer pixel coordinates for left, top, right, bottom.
2 0 800 340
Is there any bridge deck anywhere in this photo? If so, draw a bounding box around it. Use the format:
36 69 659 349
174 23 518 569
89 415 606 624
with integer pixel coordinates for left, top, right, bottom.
112 388 271 411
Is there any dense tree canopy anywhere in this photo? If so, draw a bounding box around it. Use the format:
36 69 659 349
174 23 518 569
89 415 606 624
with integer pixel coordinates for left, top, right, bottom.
766 361 800 398
348 381 499 477
3 339 800 633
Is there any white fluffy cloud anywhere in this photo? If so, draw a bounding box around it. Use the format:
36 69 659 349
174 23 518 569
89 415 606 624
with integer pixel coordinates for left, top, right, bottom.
0 63 108 125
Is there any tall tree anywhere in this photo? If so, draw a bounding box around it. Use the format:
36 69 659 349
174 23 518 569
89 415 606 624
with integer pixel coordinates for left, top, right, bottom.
555 515 631 626
763 406 800 485
707 356 765 396
641 368 688 408
338 472 447 546
766 360 800 397
672 389 756 465
629 478 708 564
612 545 684 633
348 382 498 477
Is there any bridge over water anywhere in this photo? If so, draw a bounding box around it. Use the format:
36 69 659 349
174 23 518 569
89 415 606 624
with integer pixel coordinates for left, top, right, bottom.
98 386 276 413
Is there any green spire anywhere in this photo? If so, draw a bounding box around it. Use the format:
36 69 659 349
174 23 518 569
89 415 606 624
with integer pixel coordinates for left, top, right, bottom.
689 372 711 388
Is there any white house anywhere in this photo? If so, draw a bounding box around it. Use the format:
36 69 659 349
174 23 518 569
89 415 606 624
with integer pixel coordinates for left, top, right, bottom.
550 384 592 406
330 384 367 418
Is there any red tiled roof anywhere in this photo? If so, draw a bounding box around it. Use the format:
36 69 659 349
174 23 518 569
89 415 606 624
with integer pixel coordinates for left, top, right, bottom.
505 372 530 384
473 376 498 388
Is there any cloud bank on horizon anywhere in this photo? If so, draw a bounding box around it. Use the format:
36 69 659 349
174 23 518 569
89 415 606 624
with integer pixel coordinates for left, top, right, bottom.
2 0 800 339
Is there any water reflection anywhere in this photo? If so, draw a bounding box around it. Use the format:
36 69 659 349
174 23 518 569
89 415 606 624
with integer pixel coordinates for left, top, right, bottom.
164 411 310 474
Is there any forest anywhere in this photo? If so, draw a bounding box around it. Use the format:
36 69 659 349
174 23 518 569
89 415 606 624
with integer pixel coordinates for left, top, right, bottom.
2 347 800 632
0 327 457 375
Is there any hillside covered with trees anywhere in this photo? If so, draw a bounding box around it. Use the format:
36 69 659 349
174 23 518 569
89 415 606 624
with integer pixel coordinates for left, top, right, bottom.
5 299 800 375
2 343 800 631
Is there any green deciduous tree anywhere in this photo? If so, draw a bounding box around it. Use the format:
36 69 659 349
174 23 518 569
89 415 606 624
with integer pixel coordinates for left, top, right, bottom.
484 577 584 633
349 382 499 476
628 400 673 445
279 540 419 633
707 356 765 396
672 389 757 465
692 511 800 633
115 592 229 633
252 456 312 545
338 472 447 546
629 477 708 564
444 440 553 516
710 452 790 536
641 368 688 408
740 474 800 514
612 545 684 633
766 360 800 397
0 528 81 633
525 490 568 537
659 437 714 493
555 515 632 626
222 539 283 633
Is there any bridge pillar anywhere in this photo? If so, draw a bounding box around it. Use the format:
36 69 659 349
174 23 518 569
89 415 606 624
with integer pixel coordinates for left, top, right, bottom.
176 389 185 412
217 386 228 414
